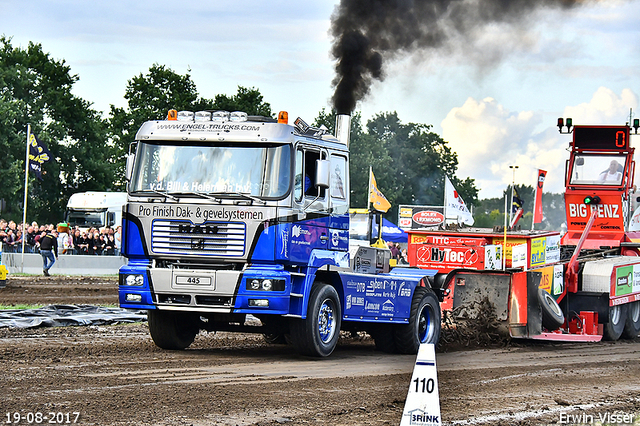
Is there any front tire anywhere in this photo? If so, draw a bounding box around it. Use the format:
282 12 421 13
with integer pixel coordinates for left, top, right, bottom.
603 304 628 341
290 283 341 357
147 310 199 350
622 301 640 339
394 287 441 354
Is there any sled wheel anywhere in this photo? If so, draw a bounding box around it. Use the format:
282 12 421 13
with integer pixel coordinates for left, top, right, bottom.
370 324 398 353
603 303 628 341
147 310 199 350
621 301 640 339
538 288 565 331
290 283 341 357
394 287 441 354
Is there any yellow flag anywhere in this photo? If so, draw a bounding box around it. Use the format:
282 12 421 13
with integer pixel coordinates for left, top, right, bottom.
369 168 391 213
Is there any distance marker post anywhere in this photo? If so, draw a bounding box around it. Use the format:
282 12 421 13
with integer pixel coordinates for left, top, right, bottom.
400 343 441 426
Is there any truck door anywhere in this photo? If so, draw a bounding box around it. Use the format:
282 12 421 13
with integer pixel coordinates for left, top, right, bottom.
290 145 330 263
328 152 349 252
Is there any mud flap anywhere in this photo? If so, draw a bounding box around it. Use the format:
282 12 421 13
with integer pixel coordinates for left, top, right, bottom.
452 272 510 321
509 270 544 337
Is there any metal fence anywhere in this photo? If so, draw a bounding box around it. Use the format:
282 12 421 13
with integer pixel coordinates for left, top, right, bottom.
1 252 126 275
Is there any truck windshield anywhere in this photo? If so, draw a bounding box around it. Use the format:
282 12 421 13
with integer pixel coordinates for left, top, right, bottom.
569 154 627 186
130 142 292 198
66 210 105 227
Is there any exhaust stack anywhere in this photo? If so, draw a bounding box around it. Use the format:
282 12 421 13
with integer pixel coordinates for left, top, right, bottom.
335 114 351 147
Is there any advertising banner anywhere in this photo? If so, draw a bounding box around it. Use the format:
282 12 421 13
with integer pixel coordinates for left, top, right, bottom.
410 236 487 271
399 205 445 230
537 264 564 296
533 169 547 224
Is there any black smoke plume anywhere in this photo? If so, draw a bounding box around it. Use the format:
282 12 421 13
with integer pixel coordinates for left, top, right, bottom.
330 0 586 114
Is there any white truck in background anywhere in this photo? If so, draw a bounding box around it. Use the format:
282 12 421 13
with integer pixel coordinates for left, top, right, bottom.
65 192 127 231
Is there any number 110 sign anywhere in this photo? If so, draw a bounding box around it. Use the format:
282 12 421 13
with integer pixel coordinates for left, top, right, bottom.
400 343 442 426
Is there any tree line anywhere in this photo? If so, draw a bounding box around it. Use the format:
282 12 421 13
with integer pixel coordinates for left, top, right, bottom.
1 36 563 230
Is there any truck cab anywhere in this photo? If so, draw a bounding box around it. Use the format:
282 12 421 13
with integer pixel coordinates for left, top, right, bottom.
119 110 441 357
65 191 127 232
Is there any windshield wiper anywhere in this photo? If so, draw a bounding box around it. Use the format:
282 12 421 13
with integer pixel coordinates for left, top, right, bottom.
139 189 179 201
208 192 266 205
170 192 221 203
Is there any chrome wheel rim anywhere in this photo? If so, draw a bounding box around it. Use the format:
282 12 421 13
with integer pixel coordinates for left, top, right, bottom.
318 299 336 343
418 302 436 343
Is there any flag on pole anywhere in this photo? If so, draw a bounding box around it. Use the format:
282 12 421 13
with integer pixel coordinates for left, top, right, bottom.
368 167 391 213
444 176 474 225
28 133 52 180
512 187 523 214
533 169 547 224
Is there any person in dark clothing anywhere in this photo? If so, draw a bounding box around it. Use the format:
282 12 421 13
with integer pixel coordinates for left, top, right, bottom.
25 226 37 253
39 230 58 276
76 232 89 255
104 234 116 255
96 234 106 255
387 241 400 260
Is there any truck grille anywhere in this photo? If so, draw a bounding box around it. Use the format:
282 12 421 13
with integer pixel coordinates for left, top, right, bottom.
151 219 246 257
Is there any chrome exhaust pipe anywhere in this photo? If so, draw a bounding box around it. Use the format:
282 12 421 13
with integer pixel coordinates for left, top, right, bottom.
335 114 351 147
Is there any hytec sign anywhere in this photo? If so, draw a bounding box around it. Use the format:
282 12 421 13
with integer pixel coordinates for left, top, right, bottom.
411 236 489 271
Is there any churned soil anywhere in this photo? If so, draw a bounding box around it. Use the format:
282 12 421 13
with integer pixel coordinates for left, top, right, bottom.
0 275 119 307
0 274 639 426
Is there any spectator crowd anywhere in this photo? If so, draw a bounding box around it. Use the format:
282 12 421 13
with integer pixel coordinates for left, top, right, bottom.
0 219 122 256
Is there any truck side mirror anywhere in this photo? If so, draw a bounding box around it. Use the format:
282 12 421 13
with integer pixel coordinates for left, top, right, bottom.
316 160 330 189
107 212 116 226
125 154 135 181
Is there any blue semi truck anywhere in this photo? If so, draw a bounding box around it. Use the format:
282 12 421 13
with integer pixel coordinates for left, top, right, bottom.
118 110 443 357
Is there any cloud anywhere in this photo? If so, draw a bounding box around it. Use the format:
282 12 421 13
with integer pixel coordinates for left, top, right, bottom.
563 87 638 124
442 87 638 199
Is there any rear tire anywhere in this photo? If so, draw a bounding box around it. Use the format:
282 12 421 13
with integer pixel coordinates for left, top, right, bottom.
147 310 199 350
370 324 398 353
262 333 288 344
394 287 441 354
603 304 628 341
290 283 341 357
538 289 565 331
621 301 640 339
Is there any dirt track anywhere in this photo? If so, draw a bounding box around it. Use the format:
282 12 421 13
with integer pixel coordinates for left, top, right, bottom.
0 275 639 426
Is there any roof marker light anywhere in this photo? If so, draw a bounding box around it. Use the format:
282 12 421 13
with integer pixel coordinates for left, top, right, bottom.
177 111 194 121
195 111 212 121
230 111 248 122
212 111 230 121
167 109 178 120
278 111 288 124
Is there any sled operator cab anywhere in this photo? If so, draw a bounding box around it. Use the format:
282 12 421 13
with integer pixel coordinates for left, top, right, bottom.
561 121 637 251
118 109 442 357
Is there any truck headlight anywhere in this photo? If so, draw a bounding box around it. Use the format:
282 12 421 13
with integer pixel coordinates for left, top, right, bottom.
245 278 285 292
262 279 273 291
125 274 144 286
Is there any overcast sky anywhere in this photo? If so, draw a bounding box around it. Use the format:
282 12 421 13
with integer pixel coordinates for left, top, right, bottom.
2 0 639 199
